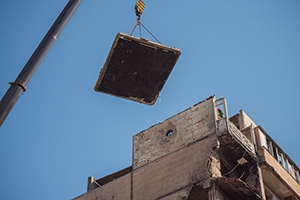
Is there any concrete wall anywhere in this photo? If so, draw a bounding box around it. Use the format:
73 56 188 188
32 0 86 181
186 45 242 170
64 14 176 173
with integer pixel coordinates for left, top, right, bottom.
131 97 218 200
239 110 257 130
72 97 219 200
132 135 218 200
255 127 300 199
72 96 300 200
72 173 131 200
261 148 300 199
133 97 216 169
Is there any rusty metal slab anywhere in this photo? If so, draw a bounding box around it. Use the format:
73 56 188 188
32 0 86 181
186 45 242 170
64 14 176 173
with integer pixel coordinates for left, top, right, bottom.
94 33 181 105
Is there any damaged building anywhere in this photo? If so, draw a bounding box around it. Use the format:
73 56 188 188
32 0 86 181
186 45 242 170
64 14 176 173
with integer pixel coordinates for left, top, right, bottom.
72 96 300 200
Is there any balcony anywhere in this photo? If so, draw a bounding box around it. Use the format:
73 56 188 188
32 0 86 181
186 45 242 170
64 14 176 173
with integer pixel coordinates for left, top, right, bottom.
217 118 256 156
217 118 257 172
255 126 300 199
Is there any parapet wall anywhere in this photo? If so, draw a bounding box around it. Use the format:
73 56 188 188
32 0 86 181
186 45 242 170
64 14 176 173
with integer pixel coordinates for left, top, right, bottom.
133 96 216 169
132 134 218 200
72 173 131 200
72 96 219 200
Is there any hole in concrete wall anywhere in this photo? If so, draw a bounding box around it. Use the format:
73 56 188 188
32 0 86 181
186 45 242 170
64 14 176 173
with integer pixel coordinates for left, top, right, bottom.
166 130 173 137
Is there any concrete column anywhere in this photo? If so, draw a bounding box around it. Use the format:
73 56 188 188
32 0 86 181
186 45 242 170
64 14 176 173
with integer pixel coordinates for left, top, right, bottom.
250 125 266 200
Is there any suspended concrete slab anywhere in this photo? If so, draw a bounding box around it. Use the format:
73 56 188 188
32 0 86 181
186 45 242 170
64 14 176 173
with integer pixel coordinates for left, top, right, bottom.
94 33 181 105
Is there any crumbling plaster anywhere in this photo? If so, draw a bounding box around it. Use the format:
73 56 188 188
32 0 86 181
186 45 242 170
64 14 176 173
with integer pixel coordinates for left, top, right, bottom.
132 133 219 200
131 97 220 200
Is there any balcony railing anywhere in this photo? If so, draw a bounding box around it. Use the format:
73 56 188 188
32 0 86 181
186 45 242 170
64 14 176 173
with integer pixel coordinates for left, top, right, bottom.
228 121 256 157
258 127 300 185
217 118 256 157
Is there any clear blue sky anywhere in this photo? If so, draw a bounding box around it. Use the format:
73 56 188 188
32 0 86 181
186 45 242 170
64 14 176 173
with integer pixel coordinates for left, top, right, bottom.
0 0 299 199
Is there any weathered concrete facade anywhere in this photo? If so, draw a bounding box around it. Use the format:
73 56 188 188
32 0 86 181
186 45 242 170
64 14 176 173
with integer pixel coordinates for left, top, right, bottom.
72 96 300 200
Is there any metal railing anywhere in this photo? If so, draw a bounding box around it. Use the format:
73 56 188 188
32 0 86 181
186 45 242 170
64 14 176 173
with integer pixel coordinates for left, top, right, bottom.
258 127 300 185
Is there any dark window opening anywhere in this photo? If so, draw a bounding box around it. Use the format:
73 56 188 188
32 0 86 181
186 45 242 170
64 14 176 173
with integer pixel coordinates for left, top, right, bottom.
295 171 299 183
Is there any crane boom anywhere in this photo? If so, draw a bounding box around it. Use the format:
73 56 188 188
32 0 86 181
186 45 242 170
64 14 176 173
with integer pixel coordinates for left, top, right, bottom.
0 0 82 127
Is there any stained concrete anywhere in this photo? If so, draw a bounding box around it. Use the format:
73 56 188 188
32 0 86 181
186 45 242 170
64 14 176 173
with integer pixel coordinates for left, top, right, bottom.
72 97 218 200
132 134 218 200
133 97 216 169
72 96 299 200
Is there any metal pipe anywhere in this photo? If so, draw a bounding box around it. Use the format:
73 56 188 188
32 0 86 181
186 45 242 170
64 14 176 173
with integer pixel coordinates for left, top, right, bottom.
0 0 83 127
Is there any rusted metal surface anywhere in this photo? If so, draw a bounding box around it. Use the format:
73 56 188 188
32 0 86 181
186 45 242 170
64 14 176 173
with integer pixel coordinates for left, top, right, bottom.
94 33 181 105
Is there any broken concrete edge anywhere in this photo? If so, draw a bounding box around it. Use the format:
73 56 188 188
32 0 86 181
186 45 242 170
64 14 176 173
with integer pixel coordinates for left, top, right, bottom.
77 95 270 199
86 95 217 187
80 135 219 200
226 129 257 160
138 95 216 131
153 175 260 200
82 178 209 200
133 95 218 169
78 176 260 200
156 178 212 200
87 134 217 190
133 133 218 173
71 94 300 200
211 176 263 200
131 133 218 199
82 96 260 190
